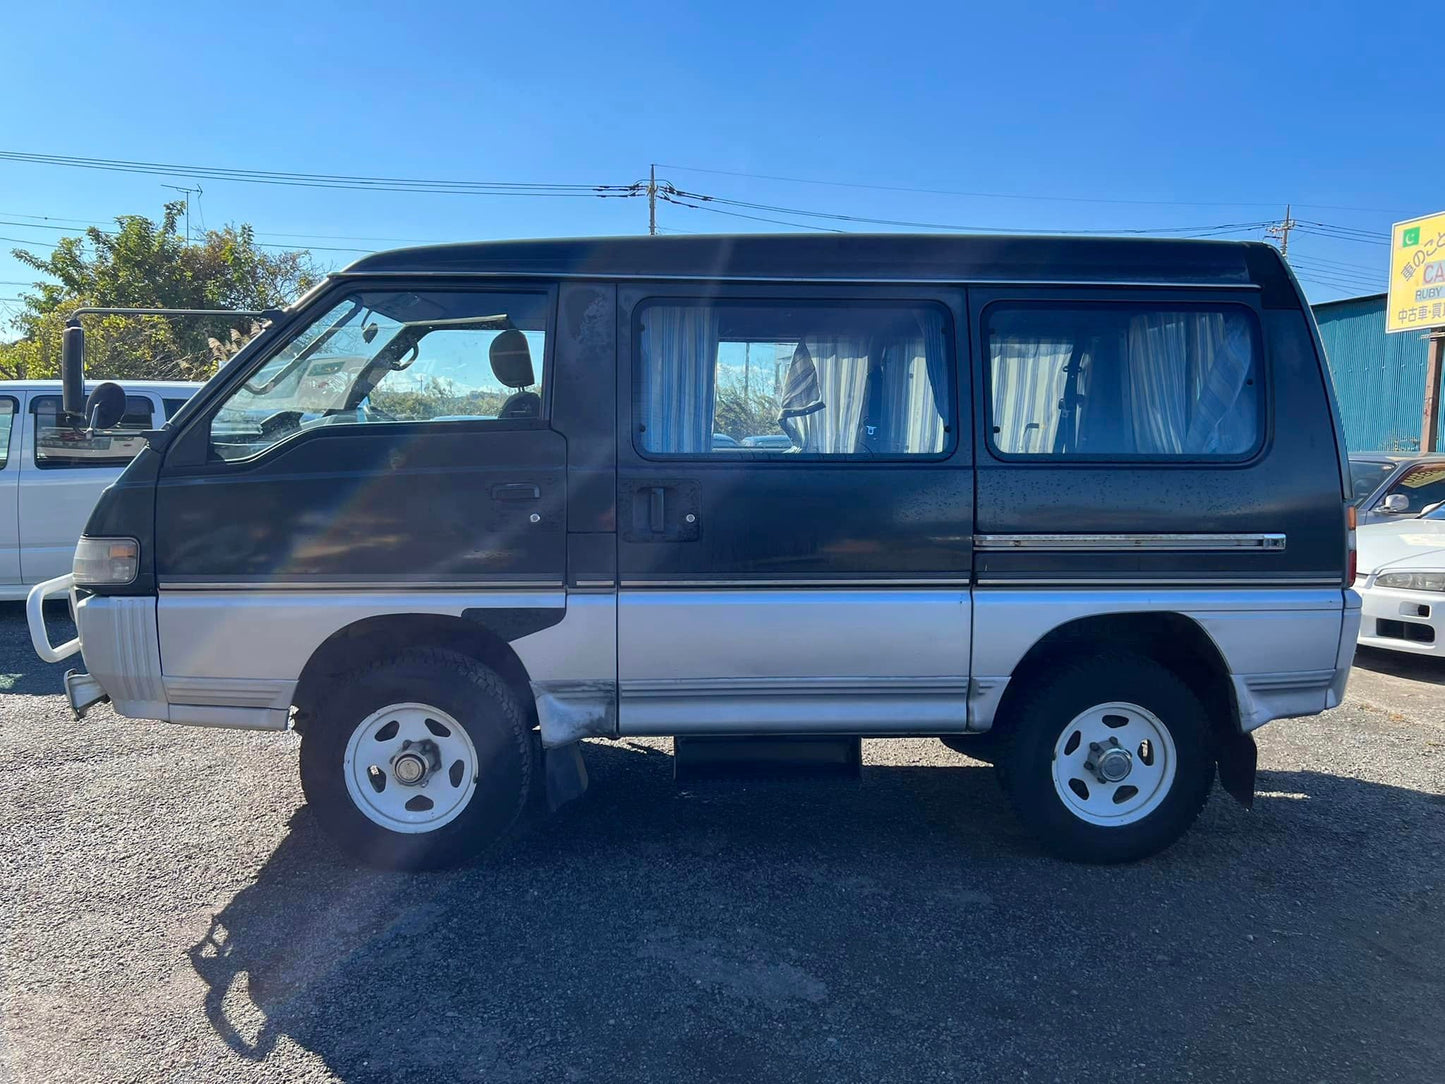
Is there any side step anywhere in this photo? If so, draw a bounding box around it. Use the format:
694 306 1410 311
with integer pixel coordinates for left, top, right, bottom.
673 735 863 782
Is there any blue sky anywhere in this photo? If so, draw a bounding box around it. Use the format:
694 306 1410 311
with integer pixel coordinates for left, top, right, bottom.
0 0 1416 320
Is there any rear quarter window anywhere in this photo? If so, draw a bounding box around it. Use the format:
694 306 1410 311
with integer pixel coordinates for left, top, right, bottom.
985 302 1264 461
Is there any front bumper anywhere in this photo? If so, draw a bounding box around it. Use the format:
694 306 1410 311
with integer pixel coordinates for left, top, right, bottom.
1357 580 1445 655
26 573 81 663
28 582 290 729
28 574 170 719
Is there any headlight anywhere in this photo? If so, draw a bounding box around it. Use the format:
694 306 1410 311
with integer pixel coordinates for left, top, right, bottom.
1374 570 1445 592
73 537 139 586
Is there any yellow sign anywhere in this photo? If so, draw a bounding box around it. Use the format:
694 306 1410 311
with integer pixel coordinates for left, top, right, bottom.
1388 210 1445 333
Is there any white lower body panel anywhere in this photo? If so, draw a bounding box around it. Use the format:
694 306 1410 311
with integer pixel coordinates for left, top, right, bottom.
617 588 971 735
969 587 1357 734
74 587 614 733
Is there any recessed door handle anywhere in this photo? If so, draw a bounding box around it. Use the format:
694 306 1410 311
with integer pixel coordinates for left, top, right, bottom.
492 483 540 501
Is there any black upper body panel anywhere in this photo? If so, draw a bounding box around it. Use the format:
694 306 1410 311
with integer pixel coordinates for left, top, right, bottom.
75 232 1342 593
341 234 1285 297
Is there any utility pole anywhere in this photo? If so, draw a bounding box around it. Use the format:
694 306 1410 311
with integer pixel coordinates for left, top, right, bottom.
1424 330 1445 453
162 183 202 243
648 164 657 236
1266 203 1296 256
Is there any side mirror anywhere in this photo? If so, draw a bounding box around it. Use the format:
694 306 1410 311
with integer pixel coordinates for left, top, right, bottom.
61 323 86 416
1381 493 1411 514
84 382 127 432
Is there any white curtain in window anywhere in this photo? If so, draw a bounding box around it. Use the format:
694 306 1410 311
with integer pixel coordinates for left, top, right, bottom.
990 337 1074 454
638 306 719 453
793 336 872 453
1127 312 1254 455
877 311 948 453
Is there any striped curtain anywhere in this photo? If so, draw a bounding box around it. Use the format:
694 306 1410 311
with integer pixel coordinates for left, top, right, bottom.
1128 311 1255 455
793 336 872 453
879 310 949 453
990 337 1074 454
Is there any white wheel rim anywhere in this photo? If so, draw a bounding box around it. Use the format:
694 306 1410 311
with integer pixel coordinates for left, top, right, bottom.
342 702 479 834
1051 701 1177 827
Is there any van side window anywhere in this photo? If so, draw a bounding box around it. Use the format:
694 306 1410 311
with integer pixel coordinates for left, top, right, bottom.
209 290 549 461
0 397 15 469
986 304 1262 459
32 395 155 468
635 300 952 456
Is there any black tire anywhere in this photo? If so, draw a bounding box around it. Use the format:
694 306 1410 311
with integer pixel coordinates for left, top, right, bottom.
299 648 533 870
939 732 1004 763
996 653 1215 864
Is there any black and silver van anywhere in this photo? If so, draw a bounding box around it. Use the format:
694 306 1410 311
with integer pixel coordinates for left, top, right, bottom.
28 234 1361 867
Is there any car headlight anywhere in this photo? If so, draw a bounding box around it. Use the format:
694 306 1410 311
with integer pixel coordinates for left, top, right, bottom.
73 537 139 586
1374 570 1445 592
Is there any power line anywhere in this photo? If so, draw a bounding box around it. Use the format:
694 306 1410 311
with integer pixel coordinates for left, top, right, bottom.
0 149 640 199
1287 254 1383 281
0 235 57 249
666 186 1274 236
0 211 451 250
1287 263 1385 293
658 194 845 232
0 217 380 255
655 162 1409 215
1294 221 1391 247
1293 275 1381 298
1290 252 1388 276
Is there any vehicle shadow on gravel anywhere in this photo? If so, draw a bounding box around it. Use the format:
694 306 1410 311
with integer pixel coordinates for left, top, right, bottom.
0 603 74 697
1353 645 1445 685
187 741 1445 1083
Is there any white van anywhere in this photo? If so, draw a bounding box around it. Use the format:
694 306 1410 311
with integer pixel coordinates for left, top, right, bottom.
0 380 200 597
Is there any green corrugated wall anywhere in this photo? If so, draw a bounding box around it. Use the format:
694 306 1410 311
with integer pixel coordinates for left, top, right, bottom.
1313 294 1435 454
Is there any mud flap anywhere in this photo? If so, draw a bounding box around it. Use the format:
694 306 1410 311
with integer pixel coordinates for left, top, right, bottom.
1216 730 1258 810
544 741 590 811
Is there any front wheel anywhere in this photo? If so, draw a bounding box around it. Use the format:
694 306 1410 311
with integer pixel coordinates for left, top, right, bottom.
997 654 1216 863
299 649 534 869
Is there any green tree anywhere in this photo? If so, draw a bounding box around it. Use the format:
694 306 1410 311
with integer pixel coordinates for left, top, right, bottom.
713 366 782 442
0 201 320 381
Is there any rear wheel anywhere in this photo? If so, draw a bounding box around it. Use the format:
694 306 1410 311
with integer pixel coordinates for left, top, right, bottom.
299 649 533 869
997 653 1215 863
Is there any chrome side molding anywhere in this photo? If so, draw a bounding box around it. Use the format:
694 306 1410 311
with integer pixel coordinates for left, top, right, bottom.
974 533 1286 552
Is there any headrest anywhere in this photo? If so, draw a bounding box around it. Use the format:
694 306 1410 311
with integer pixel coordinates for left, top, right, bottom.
489 330 534 389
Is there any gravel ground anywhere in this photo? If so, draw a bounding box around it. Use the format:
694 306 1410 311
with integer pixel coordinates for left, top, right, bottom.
1 606 1442 1083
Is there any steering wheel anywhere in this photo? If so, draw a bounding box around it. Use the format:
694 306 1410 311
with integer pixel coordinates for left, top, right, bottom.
258 409 304 437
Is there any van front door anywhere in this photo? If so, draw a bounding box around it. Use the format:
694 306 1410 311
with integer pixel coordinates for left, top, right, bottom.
152 285 567 689
19 391 158 584
0 395 20 586
615 286 973 736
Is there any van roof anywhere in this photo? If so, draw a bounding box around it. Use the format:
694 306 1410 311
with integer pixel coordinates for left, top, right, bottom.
0 380 202 391
340 233 1293 295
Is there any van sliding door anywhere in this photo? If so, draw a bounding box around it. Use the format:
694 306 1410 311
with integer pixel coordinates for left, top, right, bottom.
614 284 974 736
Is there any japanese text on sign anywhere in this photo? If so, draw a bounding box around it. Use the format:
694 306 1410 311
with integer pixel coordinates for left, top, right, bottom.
1388 211 1445 333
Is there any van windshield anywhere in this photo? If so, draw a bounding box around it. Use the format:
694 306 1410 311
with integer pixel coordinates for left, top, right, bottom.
209 289 548 460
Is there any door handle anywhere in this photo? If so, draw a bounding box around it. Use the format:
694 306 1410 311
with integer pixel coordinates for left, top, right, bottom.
649 486 665 532
491 483 540 501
